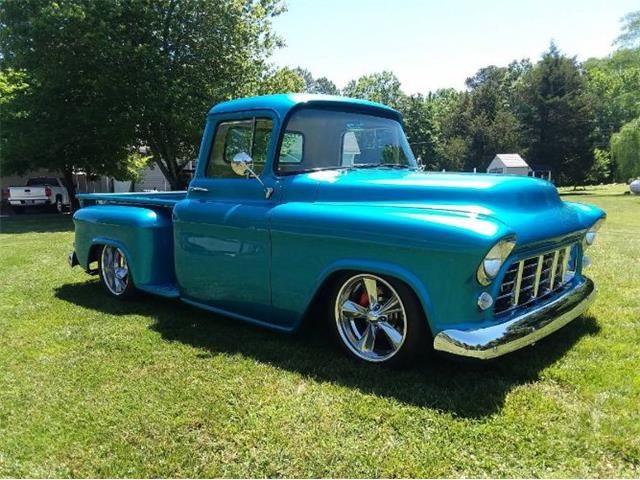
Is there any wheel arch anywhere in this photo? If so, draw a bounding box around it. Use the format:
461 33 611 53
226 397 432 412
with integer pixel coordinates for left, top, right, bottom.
89 237 135 278
299 259 436 335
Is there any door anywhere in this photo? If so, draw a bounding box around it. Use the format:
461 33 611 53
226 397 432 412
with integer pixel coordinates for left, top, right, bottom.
174 115 277 323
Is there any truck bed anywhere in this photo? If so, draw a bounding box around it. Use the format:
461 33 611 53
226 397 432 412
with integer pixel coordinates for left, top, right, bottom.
76 191 187 208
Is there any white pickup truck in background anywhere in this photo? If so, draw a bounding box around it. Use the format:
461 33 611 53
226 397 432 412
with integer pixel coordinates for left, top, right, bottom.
8 177 70 214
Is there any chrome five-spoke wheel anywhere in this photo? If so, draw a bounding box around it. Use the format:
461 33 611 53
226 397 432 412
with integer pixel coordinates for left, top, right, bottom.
100 245 133 297
334 274 409 363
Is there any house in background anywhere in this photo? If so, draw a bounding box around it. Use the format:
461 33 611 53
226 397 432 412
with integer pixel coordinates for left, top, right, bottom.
112 163 172 192
486 154 532 176
112 160 195 192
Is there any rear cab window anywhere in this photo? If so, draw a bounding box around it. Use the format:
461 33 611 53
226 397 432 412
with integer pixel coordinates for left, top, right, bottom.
26 178 59 187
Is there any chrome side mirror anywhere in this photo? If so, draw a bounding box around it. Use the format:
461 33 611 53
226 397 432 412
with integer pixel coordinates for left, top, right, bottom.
231 152 273 199
231 152 253 177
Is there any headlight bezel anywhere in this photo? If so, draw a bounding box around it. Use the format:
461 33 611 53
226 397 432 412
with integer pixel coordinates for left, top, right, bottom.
477 236 517 286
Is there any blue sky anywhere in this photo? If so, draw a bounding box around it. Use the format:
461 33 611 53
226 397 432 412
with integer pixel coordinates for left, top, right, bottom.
270 0 638 94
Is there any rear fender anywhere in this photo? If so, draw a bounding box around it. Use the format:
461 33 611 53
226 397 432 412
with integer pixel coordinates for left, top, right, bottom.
73 205 176 288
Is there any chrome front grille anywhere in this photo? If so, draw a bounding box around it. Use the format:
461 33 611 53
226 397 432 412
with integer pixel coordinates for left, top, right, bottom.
494 245 574 315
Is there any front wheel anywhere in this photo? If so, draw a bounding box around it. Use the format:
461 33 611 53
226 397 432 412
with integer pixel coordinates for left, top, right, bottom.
328 273 429 367
99 245 136 299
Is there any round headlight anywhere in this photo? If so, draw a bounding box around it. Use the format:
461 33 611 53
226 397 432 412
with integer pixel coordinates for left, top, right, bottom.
585 218 605 247
477 237 517 286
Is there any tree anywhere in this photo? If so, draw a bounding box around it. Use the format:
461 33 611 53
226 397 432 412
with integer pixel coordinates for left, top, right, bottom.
614 10 640 48
611 118 640 181
259 67 305 95
121 0 288 189
293 68 315 91
396 95 439 168
1 0 289 195
342 71 403 107
586 147 612 184
0 0 143 205
584 48 640 148
516 43 595 186
427 89 469 170
293 67 339 95
312 77 339 95
458 63 528 171
419 63 529 173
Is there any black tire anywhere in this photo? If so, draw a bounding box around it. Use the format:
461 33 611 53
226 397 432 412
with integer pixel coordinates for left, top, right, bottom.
327 272 430 368
98 244 137 299
54 196 63 214
12 206 25 215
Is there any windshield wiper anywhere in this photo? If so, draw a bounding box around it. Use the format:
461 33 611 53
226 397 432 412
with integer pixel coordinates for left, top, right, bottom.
381 163 414 169
351 163 414 169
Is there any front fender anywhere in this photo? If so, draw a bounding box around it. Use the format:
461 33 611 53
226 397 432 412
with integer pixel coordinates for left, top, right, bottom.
564 201 606 227
270 202 510 332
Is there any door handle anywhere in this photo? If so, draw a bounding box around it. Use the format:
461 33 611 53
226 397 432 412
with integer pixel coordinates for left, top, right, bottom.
189 186 209 193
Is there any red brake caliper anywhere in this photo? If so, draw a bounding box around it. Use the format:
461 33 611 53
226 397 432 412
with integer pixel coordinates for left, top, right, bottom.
358 291 369 308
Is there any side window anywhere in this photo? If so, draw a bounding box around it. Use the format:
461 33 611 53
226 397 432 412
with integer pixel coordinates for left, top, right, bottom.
206 118 273 178
279 132 304 164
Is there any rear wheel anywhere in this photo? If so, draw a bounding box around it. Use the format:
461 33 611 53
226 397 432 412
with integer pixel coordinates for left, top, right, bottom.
328 272 428 367
99 245 136 299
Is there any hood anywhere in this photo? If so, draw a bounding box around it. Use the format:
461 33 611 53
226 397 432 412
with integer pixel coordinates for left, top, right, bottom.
308 169 561 211
288 169 602 247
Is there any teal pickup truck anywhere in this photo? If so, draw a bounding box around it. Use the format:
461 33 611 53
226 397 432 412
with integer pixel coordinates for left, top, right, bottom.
69 94 605 367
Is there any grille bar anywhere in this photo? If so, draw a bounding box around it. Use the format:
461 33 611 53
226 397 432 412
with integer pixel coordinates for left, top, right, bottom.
549 250 559 290
493 244 575 315
512 262 524 306
533 255 544 298
560 245 571 284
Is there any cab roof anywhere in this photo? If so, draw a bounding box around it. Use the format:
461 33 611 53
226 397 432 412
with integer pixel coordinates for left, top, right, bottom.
208 93 402 122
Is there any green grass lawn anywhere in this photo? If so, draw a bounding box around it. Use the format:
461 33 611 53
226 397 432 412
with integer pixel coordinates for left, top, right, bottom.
1 184 638 477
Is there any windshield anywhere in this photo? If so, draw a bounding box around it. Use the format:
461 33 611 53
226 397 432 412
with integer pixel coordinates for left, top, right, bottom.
277 108 417 174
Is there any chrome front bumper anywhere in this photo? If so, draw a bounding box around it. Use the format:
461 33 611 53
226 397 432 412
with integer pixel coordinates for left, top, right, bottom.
433 277 596 359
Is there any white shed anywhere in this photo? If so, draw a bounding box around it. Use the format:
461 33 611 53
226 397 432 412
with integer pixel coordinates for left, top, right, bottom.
486 154 531 176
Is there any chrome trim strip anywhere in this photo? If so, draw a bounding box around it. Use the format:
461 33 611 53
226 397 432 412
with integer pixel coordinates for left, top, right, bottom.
549 250 559 289
512 261 524 306
533 255 544 297
433 277 595 359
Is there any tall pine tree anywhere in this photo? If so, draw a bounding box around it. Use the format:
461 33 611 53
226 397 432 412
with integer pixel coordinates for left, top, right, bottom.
517 44 595 186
